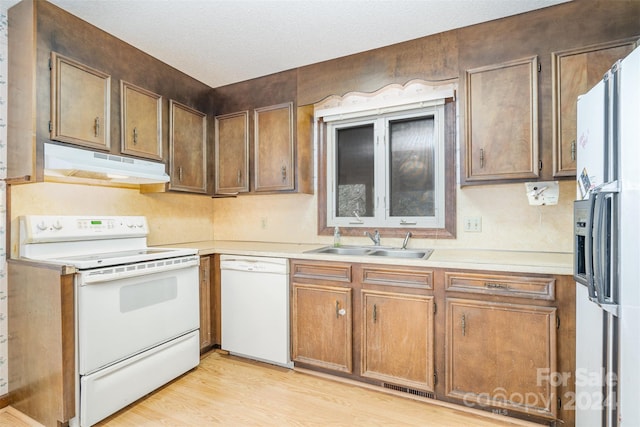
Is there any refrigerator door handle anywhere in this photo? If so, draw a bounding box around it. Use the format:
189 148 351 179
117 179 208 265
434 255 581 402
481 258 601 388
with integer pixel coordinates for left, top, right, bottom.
592 182 620 316
585 194 598 301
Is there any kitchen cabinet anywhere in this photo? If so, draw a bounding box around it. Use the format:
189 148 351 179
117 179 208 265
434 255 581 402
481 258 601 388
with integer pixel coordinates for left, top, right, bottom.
254 102 294 192
291 261 353 373
169 100 207 193
214 111 249 194
8 260 75 427
199 255 213 352
361 290 435 392
444 271 558 420
120 81 163 160
464 56 539 183
552 38 638 177
50 52 111 151
290 259 574 425
292 283 353 373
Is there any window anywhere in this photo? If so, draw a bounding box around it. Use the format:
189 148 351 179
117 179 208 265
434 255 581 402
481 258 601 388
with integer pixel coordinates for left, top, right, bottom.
316 80 456 238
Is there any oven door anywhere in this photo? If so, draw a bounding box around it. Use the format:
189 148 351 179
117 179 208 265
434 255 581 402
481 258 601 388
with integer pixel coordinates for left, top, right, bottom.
76 257 200 375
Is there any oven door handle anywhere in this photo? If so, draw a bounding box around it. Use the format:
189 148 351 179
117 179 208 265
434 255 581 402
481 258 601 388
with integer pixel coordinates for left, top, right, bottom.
81 257 199 284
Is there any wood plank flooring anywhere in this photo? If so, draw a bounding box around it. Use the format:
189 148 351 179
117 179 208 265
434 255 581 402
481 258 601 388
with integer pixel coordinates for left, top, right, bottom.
94 351 541 427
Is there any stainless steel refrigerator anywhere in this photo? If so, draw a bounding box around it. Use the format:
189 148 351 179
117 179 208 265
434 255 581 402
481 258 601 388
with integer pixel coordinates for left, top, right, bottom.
574 45 640 426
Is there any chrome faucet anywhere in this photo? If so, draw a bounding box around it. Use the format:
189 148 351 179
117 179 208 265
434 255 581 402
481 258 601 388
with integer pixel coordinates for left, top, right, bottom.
365 230 381 246
402 231 412 249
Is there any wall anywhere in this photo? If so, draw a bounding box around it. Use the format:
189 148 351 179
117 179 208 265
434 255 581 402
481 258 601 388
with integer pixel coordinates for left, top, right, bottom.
211 181 575 252
9 182 215 255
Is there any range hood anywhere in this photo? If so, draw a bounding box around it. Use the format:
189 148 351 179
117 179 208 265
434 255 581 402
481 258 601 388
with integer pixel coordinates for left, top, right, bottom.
44 142 170 185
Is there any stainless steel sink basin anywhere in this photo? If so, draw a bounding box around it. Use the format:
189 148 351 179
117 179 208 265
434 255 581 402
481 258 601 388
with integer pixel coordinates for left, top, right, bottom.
313 246 374 256
306 245 432 260
368 248 433 259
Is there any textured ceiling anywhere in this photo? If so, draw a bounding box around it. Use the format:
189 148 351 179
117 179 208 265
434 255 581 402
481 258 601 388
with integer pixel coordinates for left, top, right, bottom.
5 0 569 88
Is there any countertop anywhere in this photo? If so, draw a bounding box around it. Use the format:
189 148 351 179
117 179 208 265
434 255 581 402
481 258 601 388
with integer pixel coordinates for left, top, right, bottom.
160 240 573 275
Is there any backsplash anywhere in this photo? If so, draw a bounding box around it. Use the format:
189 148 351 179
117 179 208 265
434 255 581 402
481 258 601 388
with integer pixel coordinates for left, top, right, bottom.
210 180 575 253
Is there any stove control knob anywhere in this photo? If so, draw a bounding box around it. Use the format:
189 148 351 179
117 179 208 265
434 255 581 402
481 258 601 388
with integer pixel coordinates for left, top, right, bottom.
36 221 48 231
52 220 63 230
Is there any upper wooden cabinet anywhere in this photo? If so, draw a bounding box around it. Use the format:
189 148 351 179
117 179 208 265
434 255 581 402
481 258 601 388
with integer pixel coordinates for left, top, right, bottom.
169 100 207 193
552 38 638 177
254 102 295 192
214 111 249 194
464 56 539 183
50 52 111 151
120 81 162 160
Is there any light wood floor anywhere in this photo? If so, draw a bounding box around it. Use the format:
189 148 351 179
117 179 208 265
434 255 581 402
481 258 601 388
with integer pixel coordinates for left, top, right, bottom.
92 351 541 427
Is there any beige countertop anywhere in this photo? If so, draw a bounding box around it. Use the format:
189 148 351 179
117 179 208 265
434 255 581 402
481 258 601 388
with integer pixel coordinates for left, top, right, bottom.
160 240 573 275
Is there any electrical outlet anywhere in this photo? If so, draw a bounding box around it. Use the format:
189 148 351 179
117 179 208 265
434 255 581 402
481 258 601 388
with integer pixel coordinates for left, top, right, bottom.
463 216 482 232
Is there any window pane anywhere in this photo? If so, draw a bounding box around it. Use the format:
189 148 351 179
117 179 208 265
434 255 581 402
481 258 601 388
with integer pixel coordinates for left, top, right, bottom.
336 125 375 217
389 117 435 217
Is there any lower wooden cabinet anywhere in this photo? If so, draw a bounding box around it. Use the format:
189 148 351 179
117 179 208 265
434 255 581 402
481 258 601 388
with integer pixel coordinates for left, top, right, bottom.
289 259 574 426
445 298 557 419
291 283 353 373
199 255 213 352
361 290 435 392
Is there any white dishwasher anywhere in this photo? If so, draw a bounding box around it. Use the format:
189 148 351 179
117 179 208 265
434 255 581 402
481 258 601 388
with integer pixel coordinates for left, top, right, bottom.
220 255 292 368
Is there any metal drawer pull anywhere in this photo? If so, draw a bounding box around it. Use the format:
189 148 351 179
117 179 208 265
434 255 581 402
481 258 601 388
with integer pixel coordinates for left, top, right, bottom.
281 165 287 182
94 117 100 137
237 169 242 185
485 282 509 289
479 148 485 168
373 304 377 322
133 127 138 144
461 314 466 336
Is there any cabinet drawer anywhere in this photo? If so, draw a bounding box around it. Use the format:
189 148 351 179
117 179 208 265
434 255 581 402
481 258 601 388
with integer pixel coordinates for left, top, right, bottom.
361 266 433 290
445 271 554 300
291 262 352 283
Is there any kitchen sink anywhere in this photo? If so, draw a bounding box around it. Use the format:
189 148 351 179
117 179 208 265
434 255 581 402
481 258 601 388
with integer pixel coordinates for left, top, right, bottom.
306 245 432 260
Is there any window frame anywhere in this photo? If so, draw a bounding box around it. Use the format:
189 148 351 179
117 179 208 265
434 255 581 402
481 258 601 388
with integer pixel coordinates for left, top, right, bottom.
326 106 446 229
315 81 457 239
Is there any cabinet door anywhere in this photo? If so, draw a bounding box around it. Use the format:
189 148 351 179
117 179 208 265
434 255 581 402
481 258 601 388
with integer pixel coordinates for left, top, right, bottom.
465 56 539 182
254 102 294 192
361 290 434 392
291 283 352 373
215 111 249 194
50 52 111 150
121 81 162 160
169 100 207 193
199 256 212 352
552 38 637 177
445 298 557 418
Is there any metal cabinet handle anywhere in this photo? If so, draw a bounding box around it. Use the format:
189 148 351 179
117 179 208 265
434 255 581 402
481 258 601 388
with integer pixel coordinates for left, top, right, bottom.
237 169 242 185
178 167 183 182
461 314 466 336
485 282 509 290
133 127 138 144
479 148 485 169
373 304 377 323
571 140 576 161
94 117 100 137
281 165 287 182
